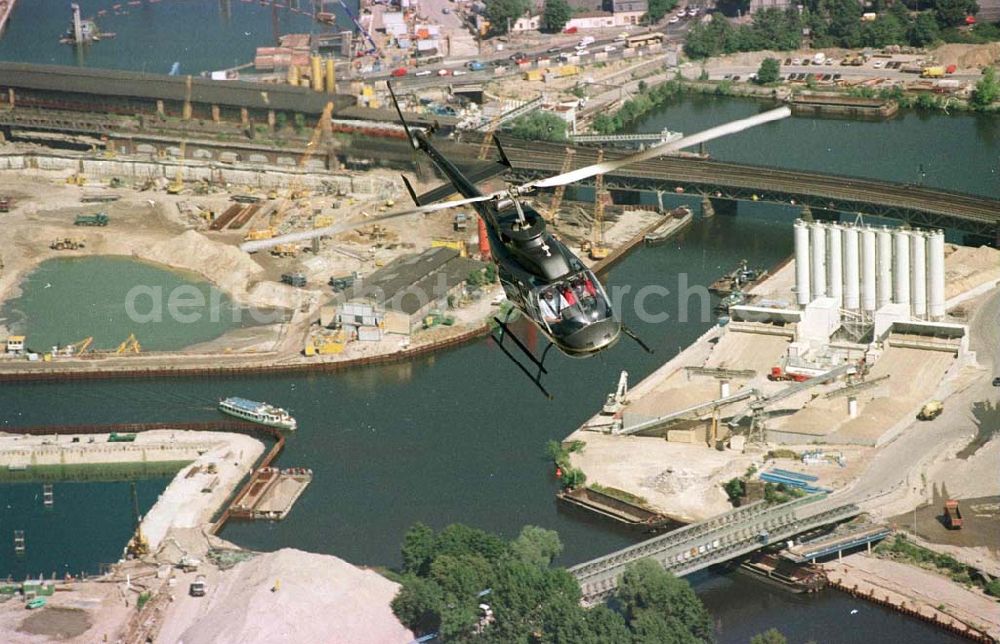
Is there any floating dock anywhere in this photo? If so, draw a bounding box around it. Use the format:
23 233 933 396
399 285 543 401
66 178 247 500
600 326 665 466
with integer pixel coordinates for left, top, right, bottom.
644 206 692 246
557 486 682 533
230 467 312 521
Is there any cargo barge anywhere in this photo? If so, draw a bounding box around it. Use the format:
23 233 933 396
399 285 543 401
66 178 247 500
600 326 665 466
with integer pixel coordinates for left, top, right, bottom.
644 206 693 245
738 552 827 593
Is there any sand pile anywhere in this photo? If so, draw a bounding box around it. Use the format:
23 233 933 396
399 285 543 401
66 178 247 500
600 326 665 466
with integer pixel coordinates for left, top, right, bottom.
931 43 1000 69
945 245 1000 299
140 230 265 301
177 549 412 644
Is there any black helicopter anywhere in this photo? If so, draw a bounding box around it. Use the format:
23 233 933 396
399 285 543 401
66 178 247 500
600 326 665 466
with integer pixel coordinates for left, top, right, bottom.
242 83 790 395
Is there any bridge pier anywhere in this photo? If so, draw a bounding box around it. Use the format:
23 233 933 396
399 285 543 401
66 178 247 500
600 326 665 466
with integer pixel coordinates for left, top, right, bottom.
701 197 714 218
710 197 738 217
812 208 842 223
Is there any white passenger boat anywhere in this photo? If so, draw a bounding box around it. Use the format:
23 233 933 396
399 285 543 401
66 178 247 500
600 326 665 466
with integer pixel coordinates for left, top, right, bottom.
218 397 297 430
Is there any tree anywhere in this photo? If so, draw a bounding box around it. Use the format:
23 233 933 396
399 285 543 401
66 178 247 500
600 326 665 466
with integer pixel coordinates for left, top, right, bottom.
908 12 940 46
756 58 781 84
541 0 571 33
647 0 679 23
508 111 568 142
485 0 530 35
401 522 436 576
391 575 445 634
751 628 789 644
510 525 564 568
970 66 999 110
932 0 978 27
616 558 714 643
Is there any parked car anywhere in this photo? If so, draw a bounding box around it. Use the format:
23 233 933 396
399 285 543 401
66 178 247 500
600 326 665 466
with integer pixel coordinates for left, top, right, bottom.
993 376 1000 386
442 6 450 13
415 70 432 77
453 69 467 76
547 46 561 53
604 45 616 52
668 16 680 23
437 68 451 76
791 58 801 65
391 67 407 77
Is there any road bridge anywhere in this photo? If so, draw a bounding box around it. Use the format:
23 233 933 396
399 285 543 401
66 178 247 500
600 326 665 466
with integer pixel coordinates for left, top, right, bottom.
569 494 860 604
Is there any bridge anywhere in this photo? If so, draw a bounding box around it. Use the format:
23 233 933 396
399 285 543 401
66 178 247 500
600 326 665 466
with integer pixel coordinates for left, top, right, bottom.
497 138 1000 242
569 494 860 604
569 129 683 145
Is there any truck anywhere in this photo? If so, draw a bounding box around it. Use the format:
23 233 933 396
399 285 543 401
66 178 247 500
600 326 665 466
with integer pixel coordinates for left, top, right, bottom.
0 196 10 213
190 575 207 597
917 400 943 420
281 272 307 288
944 499 963 529
328 272 358 292
74 213 109 226
921 66 945 78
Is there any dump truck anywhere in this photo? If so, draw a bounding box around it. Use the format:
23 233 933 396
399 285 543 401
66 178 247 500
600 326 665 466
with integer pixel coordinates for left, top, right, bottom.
0 196 10 213
328 272 358 292
190 575 207 597
921 66 945 78
74 213 109 226
281 273 307 288
917 400 943 420
944 499 963 529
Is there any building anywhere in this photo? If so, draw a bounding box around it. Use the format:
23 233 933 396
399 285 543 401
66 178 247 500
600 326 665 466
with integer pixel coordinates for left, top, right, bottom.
328 246 486 337
749 0 793 13
5 336 25 354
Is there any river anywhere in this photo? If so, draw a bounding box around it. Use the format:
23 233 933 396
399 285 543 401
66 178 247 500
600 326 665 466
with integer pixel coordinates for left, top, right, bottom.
0 16 991 639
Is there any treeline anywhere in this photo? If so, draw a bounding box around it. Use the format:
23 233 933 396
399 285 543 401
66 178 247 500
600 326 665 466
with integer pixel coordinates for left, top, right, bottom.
391 522 714 642
592 79 685 134
685 0 990 59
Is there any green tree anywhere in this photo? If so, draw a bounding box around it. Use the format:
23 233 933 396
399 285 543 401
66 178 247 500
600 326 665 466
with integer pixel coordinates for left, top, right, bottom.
510 525 564 568
616 558 714 642
751 628 789 644
908 12 941 46
401 522 436 575
391 575 445 634
647 0 679 23
723 477 745 505
485 0 530 35
541 0 571 33
275 112 288 130
970 66 999 110
293 113 306 133
508 111 568 142
756 57 781 84
932 0 978 27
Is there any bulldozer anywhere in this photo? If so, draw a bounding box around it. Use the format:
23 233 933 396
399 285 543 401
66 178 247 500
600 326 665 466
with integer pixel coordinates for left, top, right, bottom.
270 243 299 258
65 173 86 186
244 228 276 242
50 238 85 251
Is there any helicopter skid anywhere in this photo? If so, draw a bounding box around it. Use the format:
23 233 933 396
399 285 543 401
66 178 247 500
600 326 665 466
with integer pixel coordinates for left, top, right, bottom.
491 316 554 399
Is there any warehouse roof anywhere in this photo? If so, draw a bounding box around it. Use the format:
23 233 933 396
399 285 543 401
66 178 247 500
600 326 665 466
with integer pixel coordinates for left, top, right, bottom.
0 62 354 114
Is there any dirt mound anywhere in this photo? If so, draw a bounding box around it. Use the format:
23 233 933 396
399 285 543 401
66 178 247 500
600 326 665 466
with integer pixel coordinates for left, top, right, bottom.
18 607 92 639
177 548 411 644
931 43 1000 69
140 230 264 301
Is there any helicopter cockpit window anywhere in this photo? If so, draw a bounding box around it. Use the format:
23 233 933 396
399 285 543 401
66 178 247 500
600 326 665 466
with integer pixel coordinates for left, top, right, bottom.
535 271 611 335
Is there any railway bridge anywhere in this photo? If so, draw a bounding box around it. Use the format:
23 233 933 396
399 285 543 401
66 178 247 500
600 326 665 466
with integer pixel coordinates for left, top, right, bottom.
569 494 860 605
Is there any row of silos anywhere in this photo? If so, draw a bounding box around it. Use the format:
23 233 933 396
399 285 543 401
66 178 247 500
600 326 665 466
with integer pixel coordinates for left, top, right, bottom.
793 220 946 319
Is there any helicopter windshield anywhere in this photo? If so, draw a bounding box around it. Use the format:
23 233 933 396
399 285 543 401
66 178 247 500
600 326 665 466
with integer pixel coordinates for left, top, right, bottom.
534 270 613 337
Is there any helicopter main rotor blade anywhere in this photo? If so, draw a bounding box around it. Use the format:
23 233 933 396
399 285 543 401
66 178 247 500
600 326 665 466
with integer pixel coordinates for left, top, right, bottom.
240 194 494 253
525 106 792 190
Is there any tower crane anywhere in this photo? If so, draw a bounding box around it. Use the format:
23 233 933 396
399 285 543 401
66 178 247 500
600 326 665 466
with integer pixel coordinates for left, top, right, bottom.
269 101 334 232
587 149 610 260
545 148 575 223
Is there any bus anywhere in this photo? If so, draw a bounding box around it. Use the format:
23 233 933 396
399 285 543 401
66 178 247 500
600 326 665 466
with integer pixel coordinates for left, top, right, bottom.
626 32 664 48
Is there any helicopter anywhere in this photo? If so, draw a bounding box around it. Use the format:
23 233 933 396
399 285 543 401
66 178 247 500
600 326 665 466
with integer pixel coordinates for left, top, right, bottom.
242 82 791 396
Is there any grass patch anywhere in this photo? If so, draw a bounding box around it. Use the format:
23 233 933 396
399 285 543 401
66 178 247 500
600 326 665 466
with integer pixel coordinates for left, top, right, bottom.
874 534 982 588
0 460 192 483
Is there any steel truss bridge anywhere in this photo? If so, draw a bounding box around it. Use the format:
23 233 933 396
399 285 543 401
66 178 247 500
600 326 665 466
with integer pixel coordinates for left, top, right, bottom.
569 494 860 605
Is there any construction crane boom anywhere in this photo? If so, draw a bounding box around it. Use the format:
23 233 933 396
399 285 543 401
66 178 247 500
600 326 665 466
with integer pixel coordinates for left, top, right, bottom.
337 0 379 55
270 101 334 231
589 150 609 260
545 148 575 222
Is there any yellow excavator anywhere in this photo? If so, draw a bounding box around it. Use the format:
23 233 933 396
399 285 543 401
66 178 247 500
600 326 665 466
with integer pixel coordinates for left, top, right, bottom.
65 337 93 357
115 333 141 354
167 141 186 195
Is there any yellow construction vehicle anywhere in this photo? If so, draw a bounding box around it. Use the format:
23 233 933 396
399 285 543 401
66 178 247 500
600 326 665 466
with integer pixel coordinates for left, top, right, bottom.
65 174 86 186
589 149 610 260
64 337 93 357
244 228 275 242
115 333 141 355
167 141 186 194
270 243 299 257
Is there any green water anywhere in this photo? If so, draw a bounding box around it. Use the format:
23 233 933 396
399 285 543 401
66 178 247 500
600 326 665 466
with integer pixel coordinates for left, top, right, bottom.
1 256 257 352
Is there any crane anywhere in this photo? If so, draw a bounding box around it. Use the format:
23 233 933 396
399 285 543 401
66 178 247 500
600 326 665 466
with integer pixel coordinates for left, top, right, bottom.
126 481 150 558
588 149 610 260
64 337 93 357
337 0 379 56
602 370 629 415
167 140 186 195
477 116 504 161
269 101 334 232
115 333 141 354
545 148 575 223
